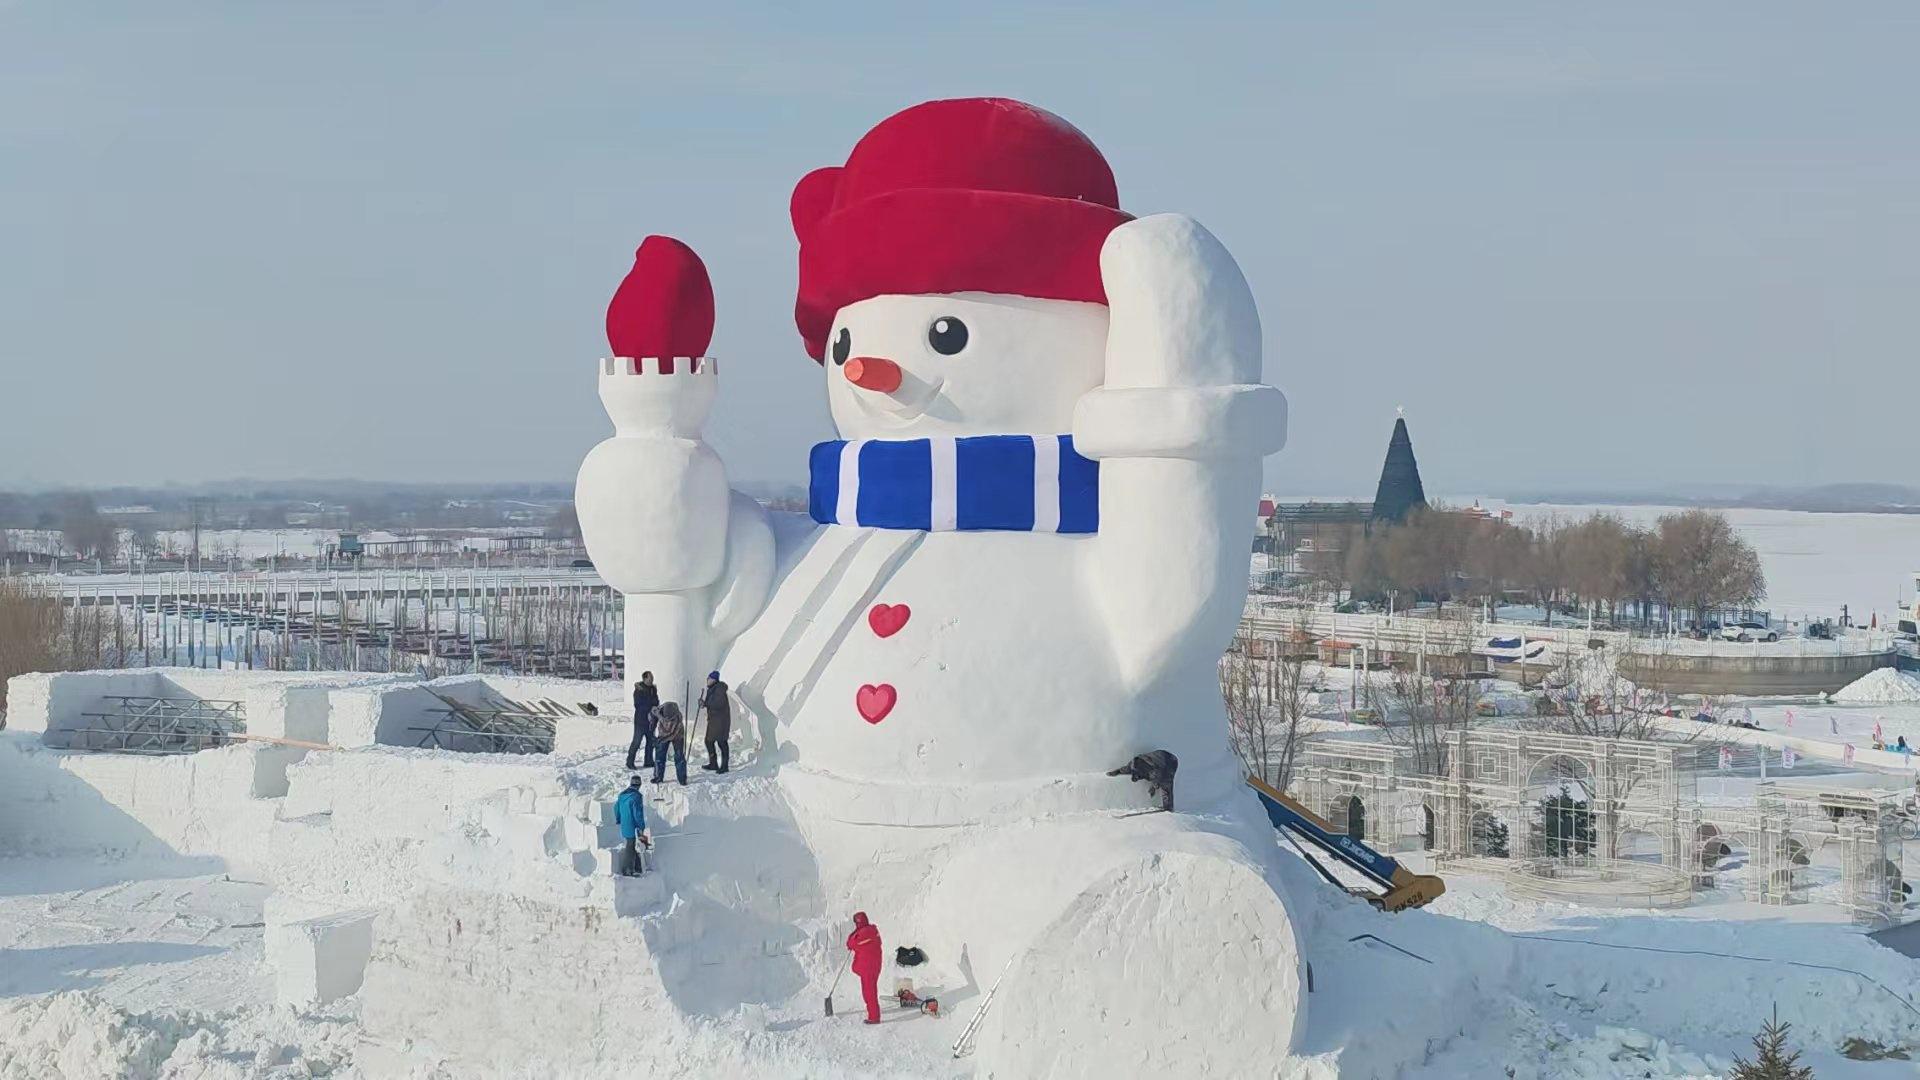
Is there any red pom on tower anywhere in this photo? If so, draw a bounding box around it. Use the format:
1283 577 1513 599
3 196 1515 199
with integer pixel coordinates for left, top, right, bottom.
606 235 715 372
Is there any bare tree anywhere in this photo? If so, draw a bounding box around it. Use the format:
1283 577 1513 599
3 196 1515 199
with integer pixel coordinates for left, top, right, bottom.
1299 508 1758 638
1460 517 1527 615
127 523 158 562
1525 516 1564 626
1300 524 1354 595
547 503 583 542
1528 643 1721 745
1377 507 1470 610
58 495 117 561
1558 515 1633 623
1220 629 1315 788
1376 614 1481 773
0 578 117 713
1622 525 1658 626
1653 509 1765 627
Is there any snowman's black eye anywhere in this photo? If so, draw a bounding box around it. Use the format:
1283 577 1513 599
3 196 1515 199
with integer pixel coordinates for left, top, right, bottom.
928 316 968 356
831 327 851 365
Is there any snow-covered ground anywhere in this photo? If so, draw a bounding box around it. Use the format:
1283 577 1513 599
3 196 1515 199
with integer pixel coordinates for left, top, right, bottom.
4 527 561 563
5 840 1916 1078
4 662 1918 1078
0 858 363 1078
1698 693 1920 767
1408 866 1920 1078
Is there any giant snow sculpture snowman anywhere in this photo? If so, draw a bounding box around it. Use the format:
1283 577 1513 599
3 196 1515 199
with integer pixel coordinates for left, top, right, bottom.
578 99 1306 1072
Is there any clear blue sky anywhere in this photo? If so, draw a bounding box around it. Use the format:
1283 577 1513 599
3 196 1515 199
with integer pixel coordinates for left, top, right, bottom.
3 3 1915 496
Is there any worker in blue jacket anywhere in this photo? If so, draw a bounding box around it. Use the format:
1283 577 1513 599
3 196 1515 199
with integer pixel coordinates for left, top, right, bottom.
614 774 651 876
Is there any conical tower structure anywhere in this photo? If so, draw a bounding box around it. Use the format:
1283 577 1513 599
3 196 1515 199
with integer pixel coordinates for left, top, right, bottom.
1370 414 1427 525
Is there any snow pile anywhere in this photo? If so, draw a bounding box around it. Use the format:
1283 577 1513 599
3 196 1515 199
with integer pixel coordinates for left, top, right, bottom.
0 993 356 1080
980 849 1305 1078
1833 667 1920 704
0 734 278 872
0 993 179 1079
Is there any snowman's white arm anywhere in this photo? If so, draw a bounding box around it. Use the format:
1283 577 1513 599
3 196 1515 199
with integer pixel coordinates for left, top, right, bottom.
705 490 777 641
1073 214 1288 690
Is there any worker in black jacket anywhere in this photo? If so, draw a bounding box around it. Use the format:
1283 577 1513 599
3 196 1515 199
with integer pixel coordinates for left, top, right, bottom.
1106 749 1178 811
628 671 660 770
700 671 732 774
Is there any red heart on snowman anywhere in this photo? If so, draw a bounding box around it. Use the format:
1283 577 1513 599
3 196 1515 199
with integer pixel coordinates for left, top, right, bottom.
856 684 897 724
868 603 911 638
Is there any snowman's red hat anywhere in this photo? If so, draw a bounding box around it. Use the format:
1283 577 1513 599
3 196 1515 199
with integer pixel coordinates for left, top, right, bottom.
791 97 1131 362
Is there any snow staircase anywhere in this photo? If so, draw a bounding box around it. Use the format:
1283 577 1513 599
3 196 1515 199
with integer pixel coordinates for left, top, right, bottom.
355 767 826 1070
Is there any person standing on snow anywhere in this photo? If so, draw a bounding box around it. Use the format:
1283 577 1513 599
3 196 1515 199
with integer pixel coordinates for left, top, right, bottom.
651 701 688 786
628 671 660 771
614 774 651 876
700 671 732 774
845 912 884 1024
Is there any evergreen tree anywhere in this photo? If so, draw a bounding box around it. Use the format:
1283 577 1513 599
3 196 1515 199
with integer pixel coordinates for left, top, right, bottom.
1536 784 1596 858
1727 1006 1814 1080
1470 813 1510 858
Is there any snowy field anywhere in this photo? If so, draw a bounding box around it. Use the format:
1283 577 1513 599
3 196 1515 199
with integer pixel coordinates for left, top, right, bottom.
4 664 1918 1076
4 527 561 563
1408 866 1920 1078
4 838 1917 1078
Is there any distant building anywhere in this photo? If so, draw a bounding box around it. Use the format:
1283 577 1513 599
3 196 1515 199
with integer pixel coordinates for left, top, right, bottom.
1261 413 1435 575
1455 501 1513 523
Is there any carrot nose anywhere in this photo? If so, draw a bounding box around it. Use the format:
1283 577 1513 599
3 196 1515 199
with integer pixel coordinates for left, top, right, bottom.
843 356 902 393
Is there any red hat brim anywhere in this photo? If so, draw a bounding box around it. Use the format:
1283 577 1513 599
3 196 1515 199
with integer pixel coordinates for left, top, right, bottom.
795 187 1130 361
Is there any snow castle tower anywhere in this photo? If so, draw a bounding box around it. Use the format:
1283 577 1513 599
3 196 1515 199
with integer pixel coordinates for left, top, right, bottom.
577 97 1309 1075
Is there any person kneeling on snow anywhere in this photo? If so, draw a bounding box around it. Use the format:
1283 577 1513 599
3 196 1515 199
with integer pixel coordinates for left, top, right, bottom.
1106 749 1178 811
846 912 884 1025
614 774 651 876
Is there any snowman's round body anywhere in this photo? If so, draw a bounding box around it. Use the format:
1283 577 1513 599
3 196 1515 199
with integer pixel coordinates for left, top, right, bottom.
719 290 1247 810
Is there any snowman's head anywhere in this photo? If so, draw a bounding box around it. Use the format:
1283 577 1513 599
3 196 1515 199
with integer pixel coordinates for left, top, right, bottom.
824 292 1106 439
792 98 1131 435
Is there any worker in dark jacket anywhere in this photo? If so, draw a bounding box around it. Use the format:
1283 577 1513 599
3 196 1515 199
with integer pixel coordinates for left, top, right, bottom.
650 701 688 786
1106 749 1178 811
846 911 884 1024
700 671 732 774
628 671 660 771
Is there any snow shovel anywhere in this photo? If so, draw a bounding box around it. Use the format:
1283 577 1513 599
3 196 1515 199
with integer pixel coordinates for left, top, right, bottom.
824 965 847 1017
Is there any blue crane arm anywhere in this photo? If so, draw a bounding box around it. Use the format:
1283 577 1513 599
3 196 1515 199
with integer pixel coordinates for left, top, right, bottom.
1246 775 1400 889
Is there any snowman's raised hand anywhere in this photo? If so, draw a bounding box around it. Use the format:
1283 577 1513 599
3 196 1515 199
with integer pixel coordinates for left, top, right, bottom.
1075 214 1287 688
1075 214 1284 460
1100 214 1261 389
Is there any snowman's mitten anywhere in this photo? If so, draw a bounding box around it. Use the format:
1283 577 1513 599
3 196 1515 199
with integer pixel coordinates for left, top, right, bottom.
1073 213 1286 461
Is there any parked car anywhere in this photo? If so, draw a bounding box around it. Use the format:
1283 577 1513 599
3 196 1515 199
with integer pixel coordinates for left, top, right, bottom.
570 558 594 569
1720 621 1778 643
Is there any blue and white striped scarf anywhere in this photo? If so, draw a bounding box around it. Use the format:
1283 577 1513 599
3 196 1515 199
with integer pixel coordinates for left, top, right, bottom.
808 435 1098 533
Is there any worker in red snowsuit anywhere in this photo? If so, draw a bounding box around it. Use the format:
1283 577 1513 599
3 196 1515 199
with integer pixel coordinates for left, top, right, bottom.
846 911 884 1024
